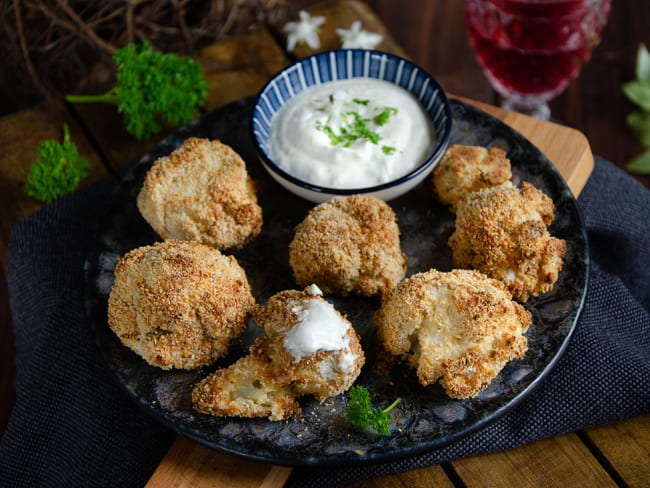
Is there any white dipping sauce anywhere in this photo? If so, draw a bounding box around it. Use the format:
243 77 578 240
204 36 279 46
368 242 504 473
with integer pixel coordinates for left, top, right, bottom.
283 294 354 372
269 78 436 189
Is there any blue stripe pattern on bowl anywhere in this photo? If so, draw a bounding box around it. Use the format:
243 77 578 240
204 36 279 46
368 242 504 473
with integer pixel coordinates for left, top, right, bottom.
251 50 451 162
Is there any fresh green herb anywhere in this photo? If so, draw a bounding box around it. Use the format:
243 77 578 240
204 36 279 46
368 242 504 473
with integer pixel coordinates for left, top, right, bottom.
346 385 400 435
24 124 90 203
65 42 208 140
348 111 381 144
315 101 399 152
315 120 345 145
373 106 398 126
622 43 650 174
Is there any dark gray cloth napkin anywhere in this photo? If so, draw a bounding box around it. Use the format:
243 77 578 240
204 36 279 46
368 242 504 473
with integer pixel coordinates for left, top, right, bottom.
1 155 648 487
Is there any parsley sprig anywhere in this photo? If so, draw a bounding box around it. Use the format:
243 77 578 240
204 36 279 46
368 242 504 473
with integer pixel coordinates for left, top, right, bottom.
316 99 398 155
346 385 400 435
66 42 208 140
622 43 650 174
24 124 90 203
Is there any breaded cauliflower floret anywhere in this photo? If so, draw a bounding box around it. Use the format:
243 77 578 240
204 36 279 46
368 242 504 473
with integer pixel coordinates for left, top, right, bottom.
289 195 407 297
192 285 365 420
449 182 566 301
374 269 531 399
431 144 512 212
107 240 255 370
137 137 263 251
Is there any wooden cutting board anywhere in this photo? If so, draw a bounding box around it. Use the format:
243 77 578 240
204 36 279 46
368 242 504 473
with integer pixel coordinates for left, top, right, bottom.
0 1 594 487
142 6 594 481
143 100 593 488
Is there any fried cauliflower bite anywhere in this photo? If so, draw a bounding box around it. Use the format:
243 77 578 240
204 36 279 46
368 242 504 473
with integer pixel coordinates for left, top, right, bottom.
107 240 255 370
192 285 365 420
137 137 263 251
289 195 407 297
431 144 512 212
374 269 531 399
449 182 566 301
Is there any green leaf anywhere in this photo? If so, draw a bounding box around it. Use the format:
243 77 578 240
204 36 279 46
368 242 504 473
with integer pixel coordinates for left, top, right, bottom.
626 149 650 174
346 385 400 435
636 43 650 83
626 111 650 147
622 80 650 111
24 124 90 203
66 42 208 140
373 106 398 126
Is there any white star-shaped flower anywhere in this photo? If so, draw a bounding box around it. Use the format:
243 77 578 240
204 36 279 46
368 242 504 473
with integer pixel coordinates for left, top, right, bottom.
336 21 383 50
283 10 326 52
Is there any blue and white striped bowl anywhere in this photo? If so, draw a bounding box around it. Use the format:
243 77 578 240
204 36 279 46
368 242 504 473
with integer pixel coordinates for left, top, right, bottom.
250 49 452 203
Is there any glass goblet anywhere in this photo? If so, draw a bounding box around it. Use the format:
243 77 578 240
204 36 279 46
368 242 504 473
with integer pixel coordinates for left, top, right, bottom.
464 0 611 120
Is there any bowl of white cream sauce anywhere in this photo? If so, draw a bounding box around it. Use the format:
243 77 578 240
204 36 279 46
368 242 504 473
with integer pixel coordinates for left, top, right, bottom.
251 50 452 202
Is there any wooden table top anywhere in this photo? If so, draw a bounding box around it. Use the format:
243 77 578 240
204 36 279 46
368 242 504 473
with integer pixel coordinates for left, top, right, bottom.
0 1 648 487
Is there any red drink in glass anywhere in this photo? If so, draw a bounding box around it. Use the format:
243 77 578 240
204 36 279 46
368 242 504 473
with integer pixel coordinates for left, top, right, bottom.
464 0 611 118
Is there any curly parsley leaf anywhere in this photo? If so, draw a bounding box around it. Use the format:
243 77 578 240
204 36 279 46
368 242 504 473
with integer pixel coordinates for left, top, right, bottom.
66 42 208 140
24 124 90 203
346 385 400 435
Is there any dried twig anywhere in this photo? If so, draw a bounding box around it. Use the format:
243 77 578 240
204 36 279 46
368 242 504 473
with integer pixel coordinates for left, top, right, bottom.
0 0 289 109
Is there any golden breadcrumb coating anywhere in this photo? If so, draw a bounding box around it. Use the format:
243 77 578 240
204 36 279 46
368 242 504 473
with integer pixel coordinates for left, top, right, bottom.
192 286 365 420
449 182 566 301
107 239 255 370
374 269 531 399
289 195 407 296
137 137 263 251
431 144 512 212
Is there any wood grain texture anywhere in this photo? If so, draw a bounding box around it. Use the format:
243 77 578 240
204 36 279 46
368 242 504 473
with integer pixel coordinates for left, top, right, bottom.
583 415 650 488
342 464 454 488
146 6 600 488
451 433 617 487
145 437 292 488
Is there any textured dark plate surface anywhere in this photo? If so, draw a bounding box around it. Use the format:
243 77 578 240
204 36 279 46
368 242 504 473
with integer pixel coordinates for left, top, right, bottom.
84 97 589 467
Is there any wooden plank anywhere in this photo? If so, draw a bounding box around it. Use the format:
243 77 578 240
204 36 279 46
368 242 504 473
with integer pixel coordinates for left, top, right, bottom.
344 464 454 488
146 2 604 488
451 433 617 487
583 415 650 488
145 437 292 488
0 100 107 272
198 28 290 111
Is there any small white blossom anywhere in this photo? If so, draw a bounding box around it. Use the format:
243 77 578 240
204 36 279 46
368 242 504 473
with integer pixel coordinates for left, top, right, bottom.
283 10 325 52
336 21 383 50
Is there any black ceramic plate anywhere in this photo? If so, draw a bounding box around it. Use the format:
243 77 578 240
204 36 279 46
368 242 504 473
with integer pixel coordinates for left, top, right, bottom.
84 97 589 467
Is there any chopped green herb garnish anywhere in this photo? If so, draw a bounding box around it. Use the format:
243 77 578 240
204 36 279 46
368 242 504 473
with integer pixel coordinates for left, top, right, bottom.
346 385 400 435
348 111 380 144
373 107 398 126
315 100 399 153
